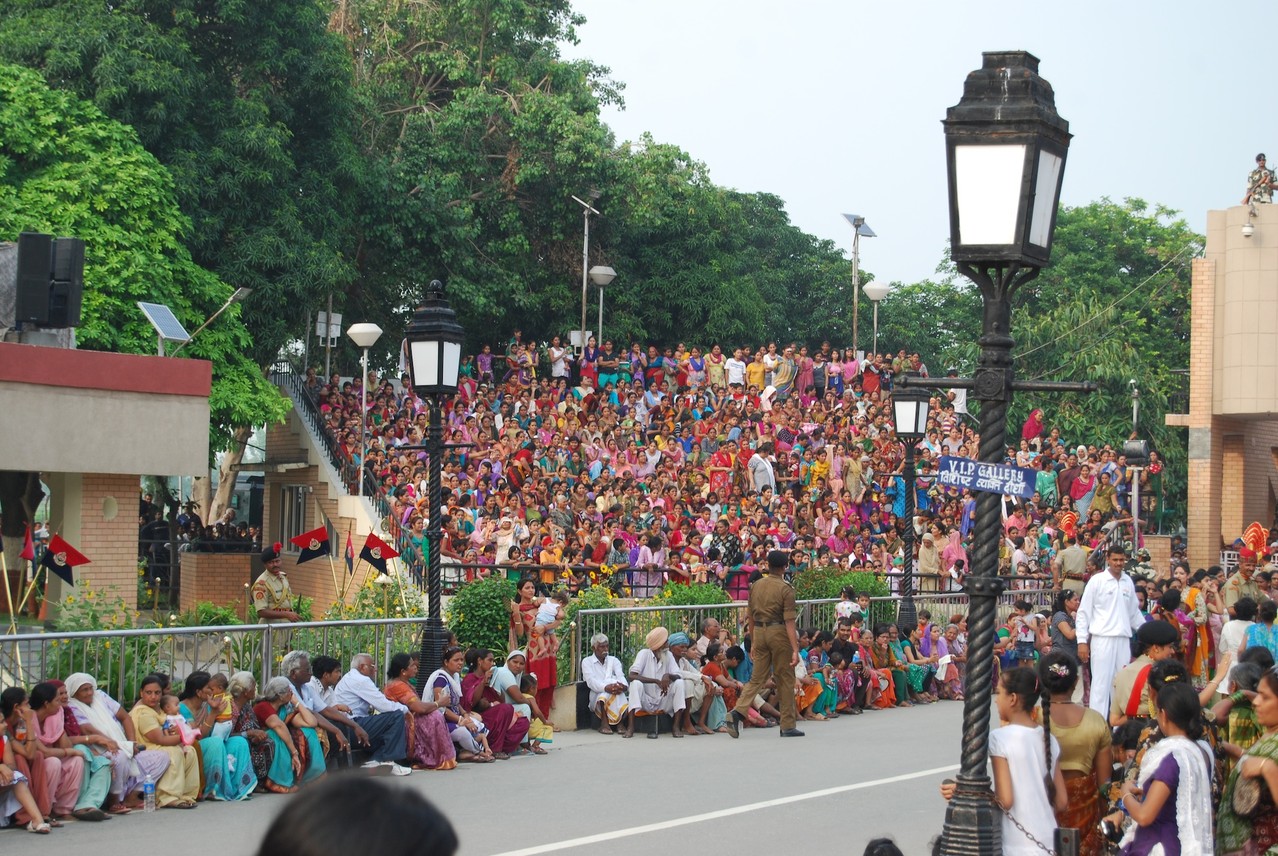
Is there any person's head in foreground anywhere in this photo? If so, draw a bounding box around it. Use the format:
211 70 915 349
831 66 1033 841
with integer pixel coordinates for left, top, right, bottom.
255 776 457 856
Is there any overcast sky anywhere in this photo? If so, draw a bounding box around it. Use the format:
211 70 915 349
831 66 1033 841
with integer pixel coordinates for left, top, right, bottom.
561 1 1268 287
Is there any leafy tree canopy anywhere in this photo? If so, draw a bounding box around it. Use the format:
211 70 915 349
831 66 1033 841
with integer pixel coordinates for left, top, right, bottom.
0 62 288 449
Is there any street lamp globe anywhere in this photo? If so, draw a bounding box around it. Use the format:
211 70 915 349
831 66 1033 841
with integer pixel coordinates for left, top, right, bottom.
404 280 464 395
944 51 1071 268
588 265 617 287
892 383 932 438
862 281 891 303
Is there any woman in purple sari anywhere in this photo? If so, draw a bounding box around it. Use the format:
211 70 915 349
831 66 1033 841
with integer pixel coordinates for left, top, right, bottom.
459 649 529 759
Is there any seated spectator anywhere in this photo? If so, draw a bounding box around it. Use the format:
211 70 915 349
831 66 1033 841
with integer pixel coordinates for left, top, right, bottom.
0 707 52 833
426 646 494 763
127 675 200 808
251 677 326 793
627 627 687 738
279 652 362 756
383 653 456 770
28 681 108 820
581 633 631 735
178 671 256 801
489 651 550 754
332 654 412 776
459 649 530 759
65 672 168 814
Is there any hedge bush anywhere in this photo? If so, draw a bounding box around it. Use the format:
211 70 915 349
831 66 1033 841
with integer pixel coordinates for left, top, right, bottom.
446 576 516 654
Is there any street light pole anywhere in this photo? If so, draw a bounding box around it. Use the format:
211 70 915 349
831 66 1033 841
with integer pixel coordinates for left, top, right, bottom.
346 322 384 499
403 280 464 682
892 381 930 632
863 281 891 356
573 191 601 355
934 52 1072 856
589 265 617 348
843 215 876 356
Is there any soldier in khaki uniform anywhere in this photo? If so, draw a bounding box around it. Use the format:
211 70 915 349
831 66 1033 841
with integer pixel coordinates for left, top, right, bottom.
252 543 300 624
1224 548 1262 619
728 550 804 737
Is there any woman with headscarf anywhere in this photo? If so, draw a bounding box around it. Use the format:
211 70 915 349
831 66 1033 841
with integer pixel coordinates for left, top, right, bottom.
917 531 941 592
64 673 168 814
1021 408 1045 450
941 530 968 592
489 651 551 754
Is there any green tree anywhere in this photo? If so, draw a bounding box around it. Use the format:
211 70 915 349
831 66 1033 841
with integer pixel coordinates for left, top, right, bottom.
0 0 360 515
0 62 287 448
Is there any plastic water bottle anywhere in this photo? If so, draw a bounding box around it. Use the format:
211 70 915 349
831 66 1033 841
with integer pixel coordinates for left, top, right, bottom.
142 773 156 813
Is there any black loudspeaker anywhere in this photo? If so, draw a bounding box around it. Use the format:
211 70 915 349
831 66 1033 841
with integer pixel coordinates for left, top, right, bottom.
15 232 53 325
49 237 84 327
13 232 85 328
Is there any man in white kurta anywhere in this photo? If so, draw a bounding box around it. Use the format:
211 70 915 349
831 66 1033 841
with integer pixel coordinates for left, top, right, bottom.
1076 544 1144 719
581 634 630 734
627 626 687 738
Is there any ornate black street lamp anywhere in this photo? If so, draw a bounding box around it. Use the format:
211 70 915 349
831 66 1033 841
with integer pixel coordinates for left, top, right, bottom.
936 51 1071 856
891 380 931 631
404 280 464 684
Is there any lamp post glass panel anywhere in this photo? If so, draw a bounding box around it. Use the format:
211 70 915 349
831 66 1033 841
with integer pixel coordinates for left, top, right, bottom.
891 382 930 631
346 322 384 499
937 51 1070 856
404 280 464 684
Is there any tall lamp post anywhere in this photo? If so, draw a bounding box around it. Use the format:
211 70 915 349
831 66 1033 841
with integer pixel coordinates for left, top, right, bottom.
573 190 602 354
891 381 931 631
936 51 1071 856
404 280 464 681
346 322 384 499
590 265 617 344
862 281 891 355
842 214 876 356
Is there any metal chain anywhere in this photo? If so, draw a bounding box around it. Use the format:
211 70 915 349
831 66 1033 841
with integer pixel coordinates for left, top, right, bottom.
1000 806 1057 856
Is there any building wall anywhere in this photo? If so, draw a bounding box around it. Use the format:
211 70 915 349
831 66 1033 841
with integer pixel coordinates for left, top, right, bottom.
1179 207 1278 570
179 553 257 617
37 472 144 610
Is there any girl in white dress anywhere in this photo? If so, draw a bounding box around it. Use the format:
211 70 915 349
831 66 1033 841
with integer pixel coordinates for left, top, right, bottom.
990 666 1068 855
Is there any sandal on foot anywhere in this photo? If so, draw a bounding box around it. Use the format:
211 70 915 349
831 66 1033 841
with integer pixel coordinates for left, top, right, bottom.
531 745 548 755
27 821 51 834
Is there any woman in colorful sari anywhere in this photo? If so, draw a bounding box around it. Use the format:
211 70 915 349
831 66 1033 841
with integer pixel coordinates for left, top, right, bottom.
250 678 325 793
29 682 109 820
1217 665 1278 854
177 671 255 801
460 648 529 758
707 443 735 502
128 676 200 808
64 673 167 814
1179 570 1221 689
802 631 840 719
1038 652 1111 856
868 625 907 708
509 577 558 716
384 654 457 770
892 624 937 703
488 651 550 755
927 625 964 700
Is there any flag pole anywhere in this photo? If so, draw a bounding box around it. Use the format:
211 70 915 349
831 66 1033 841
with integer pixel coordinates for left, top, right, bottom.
391 556 410 615
1 551 17 635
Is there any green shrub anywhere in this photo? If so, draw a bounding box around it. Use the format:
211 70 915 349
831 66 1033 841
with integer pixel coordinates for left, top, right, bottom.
174 602 241 627
446 576 516 653
48 587 166 703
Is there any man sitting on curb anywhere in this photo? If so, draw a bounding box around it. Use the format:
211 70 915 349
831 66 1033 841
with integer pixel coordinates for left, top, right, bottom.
332 653 412 775
581 633 631 735
627 627 687 739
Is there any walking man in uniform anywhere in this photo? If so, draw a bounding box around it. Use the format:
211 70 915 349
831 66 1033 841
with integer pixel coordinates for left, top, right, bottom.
728 550 803 737
1077 544 1144 719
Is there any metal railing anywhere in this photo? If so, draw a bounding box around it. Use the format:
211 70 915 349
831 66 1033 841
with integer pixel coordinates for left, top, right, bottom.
568 588 1054 682
0 617 425 703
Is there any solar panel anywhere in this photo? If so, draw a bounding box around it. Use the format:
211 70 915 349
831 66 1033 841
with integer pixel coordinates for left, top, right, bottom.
841 213 877 238
138 301 191 342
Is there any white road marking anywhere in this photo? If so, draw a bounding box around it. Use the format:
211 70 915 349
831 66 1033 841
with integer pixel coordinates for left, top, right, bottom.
488 763 961 856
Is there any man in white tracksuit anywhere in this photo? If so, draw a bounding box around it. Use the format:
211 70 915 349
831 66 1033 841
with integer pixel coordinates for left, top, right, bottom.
1076 544 1144 719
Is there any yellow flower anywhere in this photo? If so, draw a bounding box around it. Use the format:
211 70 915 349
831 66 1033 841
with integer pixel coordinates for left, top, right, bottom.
103 641 111 649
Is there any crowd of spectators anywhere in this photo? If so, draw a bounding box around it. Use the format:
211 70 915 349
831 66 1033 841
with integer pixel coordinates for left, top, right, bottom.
299 333 1165 595
0 645 550 832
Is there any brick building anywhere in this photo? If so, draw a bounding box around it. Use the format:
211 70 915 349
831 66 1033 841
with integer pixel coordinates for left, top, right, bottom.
1166 202 1278 570
0 342 211 610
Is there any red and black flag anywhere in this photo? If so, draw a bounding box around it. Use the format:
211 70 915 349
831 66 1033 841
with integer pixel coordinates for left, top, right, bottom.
345 527 355 575
290 526 331 565
41 535 90 585
359 532 398 575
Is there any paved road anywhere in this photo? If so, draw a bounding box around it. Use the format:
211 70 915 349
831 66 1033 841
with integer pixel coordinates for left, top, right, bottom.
40 701 966 855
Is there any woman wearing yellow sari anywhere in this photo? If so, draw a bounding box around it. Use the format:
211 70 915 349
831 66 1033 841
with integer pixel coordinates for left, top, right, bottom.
1182 571 1222 687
